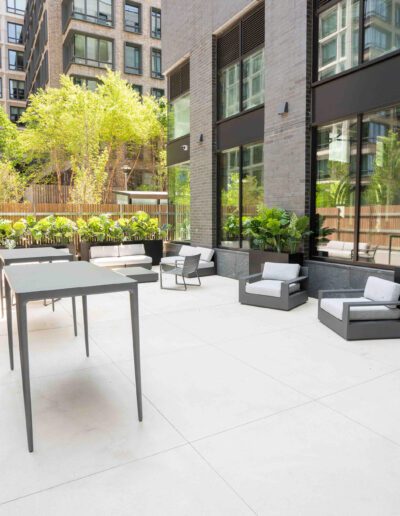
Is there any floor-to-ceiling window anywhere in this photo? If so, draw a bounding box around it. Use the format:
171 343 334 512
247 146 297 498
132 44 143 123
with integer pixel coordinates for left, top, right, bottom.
168 162 191 241
317 0 400 80
313 103 400 266
218 143 264 249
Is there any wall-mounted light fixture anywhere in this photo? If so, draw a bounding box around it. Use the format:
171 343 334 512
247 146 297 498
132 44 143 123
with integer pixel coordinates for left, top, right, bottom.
181 144 189 151
199 133 204 143
278 102 289 115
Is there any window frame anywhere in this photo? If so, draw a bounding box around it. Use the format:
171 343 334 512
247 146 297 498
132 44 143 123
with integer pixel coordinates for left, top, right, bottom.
150 7 161 39
7 22 23 45
0 78 3 99
124 42 142 75
151 47 163 79
71 33 114 69
10 105 26 125
315 0 400 84
151 87 164 99
217 141 264 249
8 49 24 71
71 0 114 27
124 1 142 33
6 0 25 16
8 79 25 100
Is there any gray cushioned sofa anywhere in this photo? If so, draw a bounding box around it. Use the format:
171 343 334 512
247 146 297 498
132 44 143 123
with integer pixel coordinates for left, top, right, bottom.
89 244 152 269
318 276 400 340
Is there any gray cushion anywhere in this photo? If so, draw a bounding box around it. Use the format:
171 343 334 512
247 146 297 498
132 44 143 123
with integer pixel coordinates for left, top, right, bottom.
90 245 119 259
246 280 300 298
321 297 400 321
119 244 145 257
364 277 400 307
91 255 152 268
262 262 300 281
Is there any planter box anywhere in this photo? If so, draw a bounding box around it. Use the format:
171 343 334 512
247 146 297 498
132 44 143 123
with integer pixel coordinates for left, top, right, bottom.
249 250 304 274
80 240 163 265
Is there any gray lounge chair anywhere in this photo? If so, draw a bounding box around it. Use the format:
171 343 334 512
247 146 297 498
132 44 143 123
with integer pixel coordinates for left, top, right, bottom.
160 254 201 291
239 262 308 311
318 276 400 340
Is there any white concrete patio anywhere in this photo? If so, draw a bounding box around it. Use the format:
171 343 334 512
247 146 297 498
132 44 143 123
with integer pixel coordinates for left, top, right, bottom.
1 271 400 515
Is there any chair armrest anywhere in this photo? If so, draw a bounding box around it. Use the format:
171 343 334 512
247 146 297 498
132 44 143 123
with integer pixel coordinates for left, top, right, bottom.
342 300 400 324
318 289 364 300
174 259 184 266
282 275 308 285
239 273 262 285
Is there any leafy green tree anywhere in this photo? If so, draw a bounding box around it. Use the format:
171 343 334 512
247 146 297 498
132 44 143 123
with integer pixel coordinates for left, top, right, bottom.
0 160 26 202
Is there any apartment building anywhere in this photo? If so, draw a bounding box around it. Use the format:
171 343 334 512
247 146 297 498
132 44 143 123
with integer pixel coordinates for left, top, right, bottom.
164 0 400 289
22 0 165 188
0 0 26 123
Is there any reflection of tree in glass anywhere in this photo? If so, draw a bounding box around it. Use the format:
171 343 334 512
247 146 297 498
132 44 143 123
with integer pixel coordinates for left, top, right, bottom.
365 130 400 206
316 160 353 208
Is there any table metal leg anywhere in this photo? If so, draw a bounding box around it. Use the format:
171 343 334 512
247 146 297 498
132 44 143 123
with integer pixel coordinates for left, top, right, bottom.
72 297 77 337
16 298 34 452
82 296 89 357
5 278 13 371
129 286 143 422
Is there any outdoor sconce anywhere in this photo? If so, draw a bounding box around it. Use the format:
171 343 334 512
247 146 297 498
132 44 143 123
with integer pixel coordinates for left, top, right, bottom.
278 102 289 115
181 144 189 151
199 134 204 143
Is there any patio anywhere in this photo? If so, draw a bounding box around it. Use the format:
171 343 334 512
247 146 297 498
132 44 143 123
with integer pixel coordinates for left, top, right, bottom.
1 272 400 515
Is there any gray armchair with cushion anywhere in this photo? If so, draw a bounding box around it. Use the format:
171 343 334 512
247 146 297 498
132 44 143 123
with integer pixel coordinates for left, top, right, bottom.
239 262 308 311
160 254 202 291
318 276 400 340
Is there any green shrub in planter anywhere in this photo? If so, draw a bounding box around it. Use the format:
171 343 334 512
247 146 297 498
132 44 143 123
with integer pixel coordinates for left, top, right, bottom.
0 218 28 248
76 214 114 242
29 215 76 244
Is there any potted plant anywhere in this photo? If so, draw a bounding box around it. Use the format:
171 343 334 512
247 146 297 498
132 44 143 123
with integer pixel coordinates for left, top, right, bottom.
243 205 311 273
0 218 27 249
28 215 77 254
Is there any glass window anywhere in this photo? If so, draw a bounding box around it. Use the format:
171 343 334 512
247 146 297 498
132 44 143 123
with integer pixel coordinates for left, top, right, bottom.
364 0 400 60
218 143 264 249
169 93 190 140
243 49 265 111
314 118 358 260
7 0 25 15
151 87 164 99
9 79 25 100
151 7 161 39
318 0 360 80
218 62 240 119
72 34 112 68
72 76 98 91
10 106 25 124
72 0 112 26
151 48 162 79
0 79 2 99
132 84 143 95
219 148 240 248
360 105 400 265
242 143 264 247
168 162 191 241
125 2 141 33
8 49 24 71
7 23 23 45
125 44 142 74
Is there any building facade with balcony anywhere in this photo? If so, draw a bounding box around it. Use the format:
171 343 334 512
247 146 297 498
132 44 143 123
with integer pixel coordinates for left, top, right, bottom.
164 0 400 290
0 0 27 123
22 0 165 188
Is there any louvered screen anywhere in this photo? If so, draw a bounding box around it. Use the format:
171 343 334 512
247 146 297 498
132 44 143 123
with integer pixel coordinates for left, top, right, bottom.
169 61 190 100
242 5 265 56
217 24 240 69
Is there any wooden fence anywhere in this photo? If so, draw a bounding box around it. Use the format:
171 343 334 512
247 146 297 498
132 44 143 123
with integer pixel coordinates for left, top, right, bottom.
318 206 400 249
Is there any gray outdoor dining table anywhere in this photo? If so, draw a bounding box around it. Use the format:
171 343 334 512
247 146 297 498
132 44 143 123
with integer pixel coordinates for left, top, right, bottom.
0 247 74 319
4 261 142 452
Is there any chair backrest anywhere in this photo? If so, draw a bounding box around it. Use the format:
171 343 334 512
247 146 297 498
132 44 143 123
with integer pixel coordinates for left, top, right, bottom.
182 254 201 275
364 276 400 304
261 262 300 281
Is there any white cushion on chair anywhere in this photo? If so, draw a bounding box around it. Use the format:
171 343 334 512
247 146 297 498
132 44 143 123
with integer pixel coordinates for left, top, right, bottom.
262 262 300 281
321 297 400 321
90 245 119 259
246 280 300 298
161 256 214 270
196 246 214 262
364 276 400 306
119 244 145 257
179 246 201 257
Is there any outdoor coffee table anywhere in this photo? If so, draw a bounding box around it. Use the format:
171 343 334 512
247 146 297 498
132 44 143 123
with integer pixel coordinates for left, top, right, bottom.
0 247 74 318
4 261 142 452
115 266 159 283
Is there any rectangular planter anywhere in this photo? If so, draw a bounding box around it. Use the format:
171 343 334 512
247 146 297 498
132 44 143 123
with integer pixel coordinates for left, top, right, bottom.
249 250 304 274
80 240 163 265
